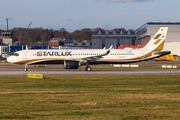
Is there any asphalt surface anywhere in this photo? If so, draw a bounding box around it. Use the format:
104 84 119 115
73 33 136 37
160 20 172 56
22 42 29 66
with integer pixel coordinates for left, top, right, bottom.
0 62 180 76
0 69 180 76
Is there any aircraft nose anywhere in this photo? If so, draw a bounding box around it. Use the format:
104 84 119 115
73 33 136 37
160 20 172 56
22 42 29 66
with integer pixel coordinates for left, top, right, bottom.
7 56 14 63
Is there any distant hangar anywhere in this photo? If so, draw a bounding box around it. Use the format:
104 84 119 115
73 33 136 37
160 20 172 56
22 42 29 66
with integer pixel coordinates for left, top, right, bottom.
92 22 180 55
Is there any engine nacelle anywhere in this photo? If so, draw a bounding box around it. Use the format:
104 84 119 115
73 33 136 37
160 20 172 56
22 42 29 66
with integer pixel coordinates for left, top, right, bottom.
64 60 80 69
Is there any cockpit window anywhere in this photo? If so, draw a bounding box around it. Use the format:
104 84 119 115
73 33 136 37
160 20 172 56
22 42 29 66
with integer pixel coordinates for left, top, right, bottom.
14 53 19 56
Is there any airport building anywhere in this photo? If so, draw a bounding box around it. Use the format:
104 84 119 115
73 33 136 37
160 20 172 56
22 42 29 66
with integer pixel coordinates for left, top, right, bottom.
0 32 13 46
49 38 92 48
92 30 137 49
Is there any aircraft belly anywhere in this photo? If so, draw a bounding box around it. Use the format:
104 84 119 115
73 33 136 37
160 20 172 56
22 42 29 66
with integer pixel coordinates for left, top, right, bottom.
32 60 64 64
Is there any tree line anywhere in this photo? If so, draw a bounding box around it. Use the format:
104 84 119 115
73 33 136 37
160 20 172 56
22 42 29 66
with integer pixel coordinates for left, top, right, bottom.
0 27 135 46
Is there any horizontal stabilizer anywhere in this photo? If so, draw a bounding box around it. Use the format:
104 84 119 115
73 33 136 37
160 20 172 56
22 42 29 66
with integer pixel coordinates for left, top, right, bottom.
153 51 171 56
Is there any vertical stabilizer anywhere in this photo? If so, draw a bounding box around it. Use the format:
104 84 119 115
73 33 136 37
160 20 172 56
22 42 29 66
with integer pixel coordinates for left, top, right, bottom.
142 27 168 52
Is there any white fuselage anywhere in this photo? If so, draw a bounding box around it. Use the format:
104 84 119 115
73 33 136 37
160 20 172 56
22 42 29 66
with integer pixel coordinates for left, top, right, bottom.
7 48 155 64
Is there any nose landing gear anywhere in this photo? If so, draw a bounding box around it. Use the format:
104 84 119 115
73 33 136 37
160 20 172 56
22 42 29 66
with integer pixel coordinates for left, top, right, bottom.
24 64 28 72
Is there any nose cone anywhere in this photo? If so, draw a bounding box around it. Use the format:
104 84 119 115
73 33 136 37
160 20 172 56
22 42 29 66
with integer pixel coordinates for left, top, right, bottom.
7 56 14 63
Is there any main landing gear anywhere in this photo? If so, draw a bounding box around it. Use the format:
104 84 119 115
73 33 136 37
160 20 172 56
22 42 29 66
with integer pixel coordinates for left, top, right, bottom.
85 66 92 71
85 62 92 71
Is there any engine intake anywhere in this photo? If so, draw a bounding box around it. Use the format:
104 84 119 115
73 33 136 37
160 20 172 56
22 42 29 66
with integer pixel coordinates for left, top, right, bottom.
64 60 80 69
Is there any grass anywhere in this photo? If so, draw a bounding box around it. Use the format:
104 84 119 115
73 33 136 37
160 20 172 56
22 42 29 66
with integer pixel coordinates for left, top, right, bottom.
0 75 180 119
0 60 8 63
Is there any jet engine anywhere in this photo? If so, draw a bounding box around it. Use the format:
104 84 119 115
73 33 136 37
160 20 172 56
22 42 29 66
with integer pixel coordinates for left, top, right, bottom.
64 60 81 69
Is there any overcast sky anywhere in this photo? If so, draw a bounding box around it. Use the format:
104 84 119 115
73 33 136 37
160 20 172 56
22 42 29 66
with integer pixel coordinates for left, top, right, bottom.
0 0 179 32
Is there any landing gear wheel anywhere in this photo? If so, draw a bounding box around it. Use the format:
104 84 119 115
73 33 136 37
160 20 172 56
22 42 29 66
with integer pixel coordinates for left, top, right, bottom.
24 64 28 72
24 68 28 72
85 67 92 72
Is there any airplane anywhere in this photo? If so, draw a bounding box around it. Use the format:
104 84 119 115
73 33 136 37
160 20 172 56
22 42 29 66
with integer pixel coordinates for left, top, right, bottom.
7 27 170 72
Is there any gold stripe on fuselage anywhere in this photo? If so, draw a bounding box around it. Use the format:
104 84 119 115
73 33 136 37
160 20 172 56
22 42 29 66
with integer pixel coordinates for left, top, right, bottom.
100 40 165 62
14 58 66 64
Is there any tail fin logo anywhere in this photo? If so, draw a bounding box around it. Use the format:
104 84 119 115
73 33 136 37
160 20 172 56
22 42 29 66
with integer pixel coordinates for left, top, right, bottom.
153 39 161 45
154 34 162 39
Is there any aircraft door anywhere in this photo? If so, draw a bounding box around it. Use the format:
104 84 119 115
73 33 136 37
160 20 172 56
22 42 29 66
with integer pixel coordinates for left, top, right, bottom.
23 51 28 59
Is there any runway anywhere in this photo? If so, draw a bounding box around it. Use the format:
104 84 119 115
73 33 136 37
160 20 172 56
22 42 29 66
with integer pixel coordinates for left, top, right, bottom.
0 67 180 76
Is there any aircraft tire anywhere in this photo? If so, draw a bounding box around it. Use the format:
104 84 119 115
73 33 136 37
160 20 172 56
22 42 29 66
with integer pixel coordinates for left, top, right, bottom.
85 67 92 72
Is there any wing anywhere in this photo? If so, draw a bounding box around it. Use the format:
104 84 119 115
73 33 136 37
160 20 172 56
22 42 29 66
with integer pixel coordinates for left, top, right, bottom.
80 45 113 62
